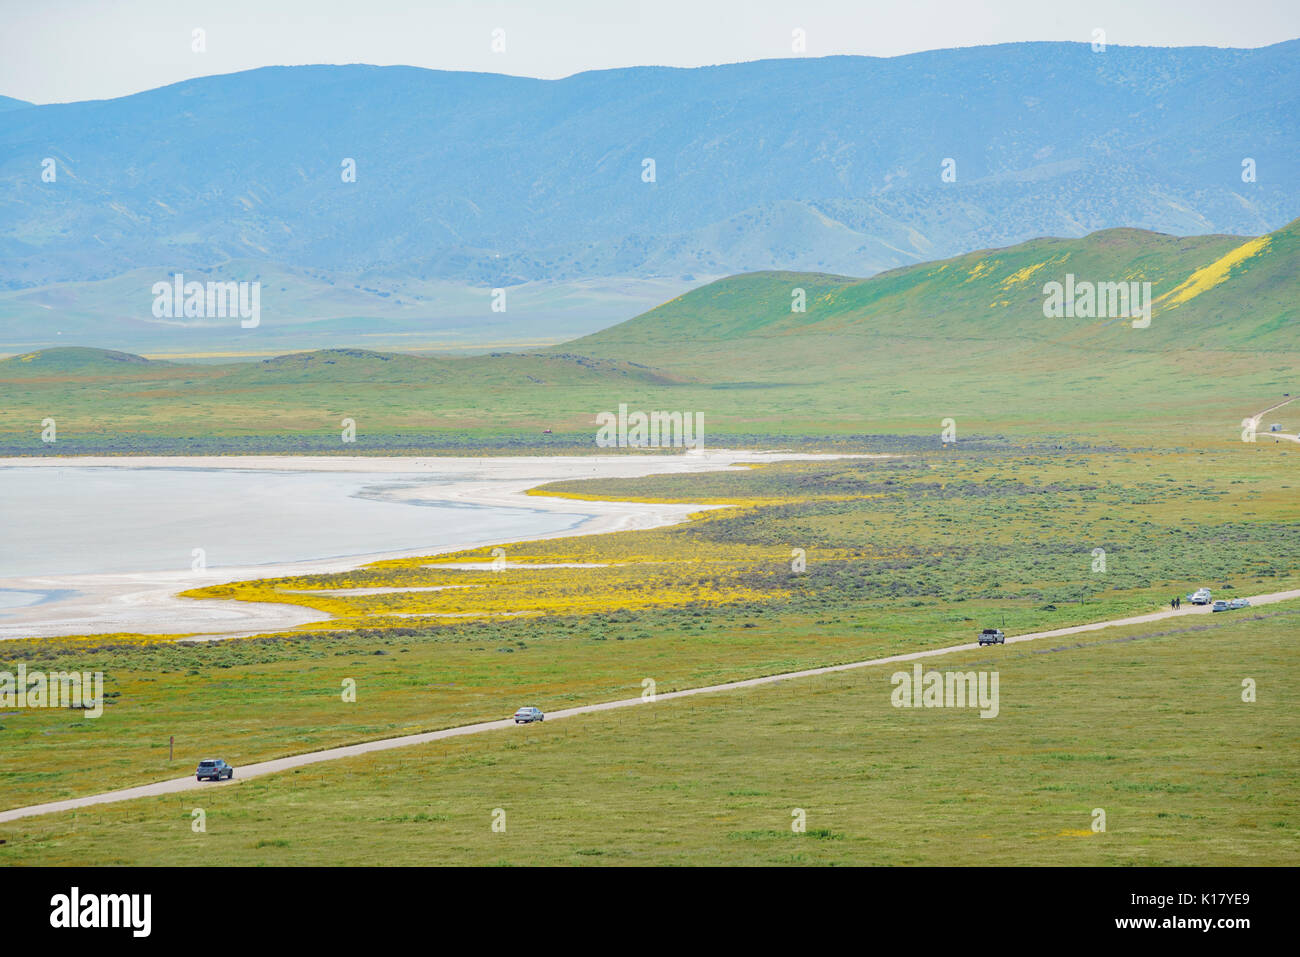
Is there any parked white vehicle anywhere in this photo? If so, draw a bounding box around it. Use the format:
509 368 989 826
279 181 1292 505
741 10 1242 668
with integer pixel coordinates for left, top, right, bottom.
1188 588 1212 605
513 706 544 724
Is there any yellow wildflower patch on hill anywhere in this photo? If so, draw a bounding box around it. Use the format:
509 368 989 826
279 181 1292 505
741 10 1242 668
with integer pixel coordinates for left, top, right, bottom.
1157 236 1272 309
964 260 997 283
998 261 1050 289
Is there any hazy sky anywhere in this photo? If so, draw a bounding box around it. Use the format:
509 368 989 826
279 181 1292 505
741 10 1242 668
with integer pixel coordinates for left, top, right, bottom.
3 0 1299 103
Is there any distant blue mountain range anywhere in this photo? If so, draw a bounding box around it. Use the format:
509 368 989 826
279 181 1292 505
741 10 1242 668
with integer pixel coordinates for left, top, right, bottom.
1 40 1297 292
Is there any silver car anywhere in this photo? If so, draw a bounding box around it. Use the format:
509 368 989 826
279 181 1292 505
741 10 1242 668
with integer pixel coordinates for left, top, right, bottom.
196 758 234 781
513 706 544 724
1229 598 1250 609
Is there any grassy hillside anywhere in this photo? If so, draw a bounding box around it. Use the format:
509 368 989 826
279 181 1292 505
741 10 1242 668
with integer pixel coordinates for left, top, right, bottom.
559 219 1299 441
0 346 702 453
1 221 1295 450
1 346 176 373
572 220 1298 353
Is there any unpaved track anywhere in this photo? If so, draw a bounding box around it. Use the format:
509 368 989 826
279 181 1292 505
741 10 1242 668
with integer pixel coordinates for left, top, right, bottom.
1246 396 1299 443
3 586 1296 825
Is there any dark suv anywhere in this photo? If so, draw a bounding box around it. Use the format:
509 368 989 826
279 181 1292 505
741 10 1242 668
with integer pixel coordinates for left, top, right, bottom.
196 759 234 782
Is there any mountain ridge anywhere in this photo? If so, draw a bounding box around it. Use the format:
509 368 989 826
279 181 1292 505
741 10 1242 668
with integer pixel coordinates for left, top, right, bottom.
4 40 1297 304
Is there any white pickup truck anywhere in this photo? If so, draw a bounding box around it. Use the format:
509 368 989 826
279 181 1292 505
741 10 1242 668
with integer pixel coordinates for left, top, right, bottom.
1188 588 1212 605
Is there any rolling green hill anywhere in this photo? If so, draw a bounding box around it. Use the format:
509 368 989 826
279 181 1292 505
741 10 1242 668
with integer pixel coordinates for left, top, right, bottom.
2 346 177 374
0 346 697 453
551 219 1299 443
569 220 1298 356
1 221 1295 451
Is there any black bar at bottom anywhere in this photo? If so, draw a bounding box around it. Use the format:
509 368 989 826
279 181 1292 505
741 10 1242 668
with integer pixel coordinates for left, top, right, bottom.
0 865 1286 944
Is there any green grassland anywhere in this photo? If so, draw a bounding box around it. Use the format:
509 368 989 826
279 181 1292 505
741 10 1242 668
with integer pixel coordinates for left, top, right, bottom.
2 448 1296 812
3 609 1295 866
0 220 1295 452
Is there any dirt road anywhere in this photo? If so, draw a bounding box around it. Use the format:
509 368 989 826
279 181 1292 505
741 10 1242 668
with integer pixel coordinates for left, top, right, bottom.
3 586 1296 825
1246 395 1299 443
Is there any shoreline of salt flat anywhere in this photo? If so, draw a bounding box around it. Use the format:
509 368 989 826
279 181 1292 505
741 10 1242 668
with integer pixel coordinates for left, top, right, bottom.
0 450 882 640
